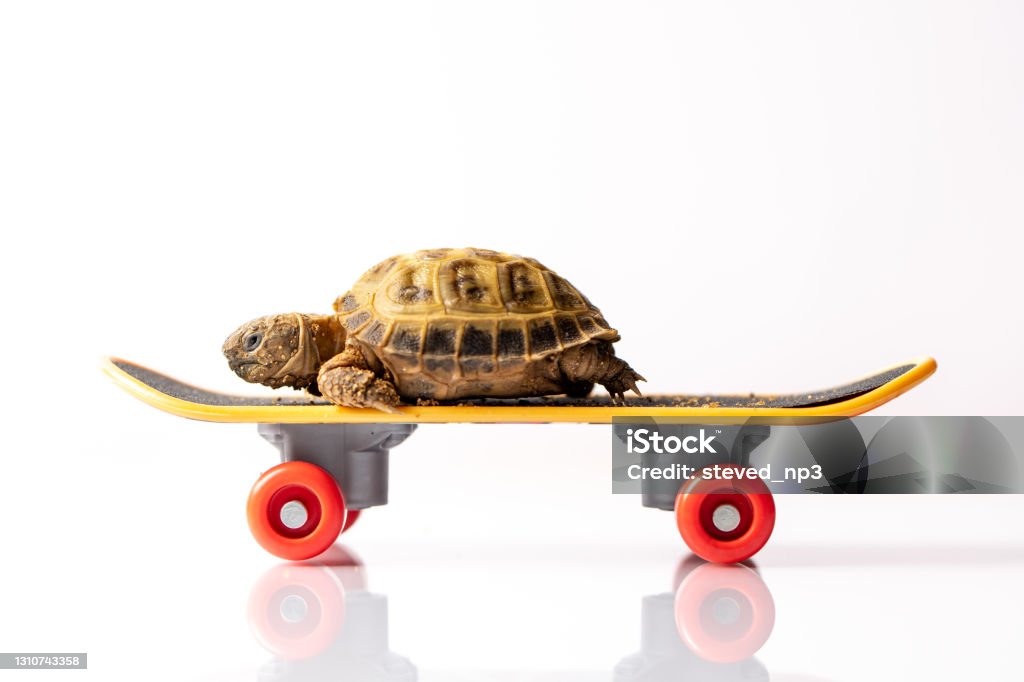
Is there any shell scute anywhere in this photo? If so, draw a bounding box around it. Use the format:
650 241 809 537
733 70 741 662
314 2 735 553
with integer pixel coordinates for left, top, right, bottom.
543 272 588 311
576 314 618 342
423 356 456 377
494 318 528 374
527 317 561 357
459 358 495 377
439 258 504 313
341 310 371 333
464 248 514 262
554 314 583 344
385 323 424 374
460 321 496 357
337 293 361 312
388 323 423 354
381 262 443 315
357 319 390 347
423 323 457 356
497 261 552 313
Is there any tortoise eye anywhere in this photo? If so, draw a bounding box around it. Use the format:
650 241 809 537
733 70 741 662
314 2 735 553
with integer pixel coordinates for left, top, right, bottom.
243 332 263 352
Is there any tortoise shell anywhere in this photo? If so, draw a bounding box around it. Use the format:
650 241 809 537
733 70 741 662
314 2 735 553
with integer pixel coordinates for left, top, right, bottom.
333 248 619 400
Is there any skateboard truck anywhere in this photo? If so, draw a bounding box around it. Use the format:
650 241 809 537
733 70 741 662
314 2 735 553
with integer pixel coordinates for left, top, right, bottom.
258 423 417 510
249 423 417 559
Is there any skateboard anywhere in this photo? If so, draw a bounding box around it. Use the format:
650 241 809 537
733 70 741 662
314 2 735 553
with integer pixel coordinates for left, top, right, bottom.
103 356 936 562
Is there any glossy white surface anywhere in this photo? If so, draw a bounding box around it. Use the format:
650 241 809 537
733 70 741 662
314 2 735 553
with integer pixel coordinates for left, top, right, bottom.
2 418 1024 680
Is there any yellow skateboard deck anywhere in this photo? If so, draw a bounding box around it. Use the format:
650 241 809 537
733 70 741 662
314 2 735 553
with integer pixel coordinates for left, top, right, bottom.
103 356 936 424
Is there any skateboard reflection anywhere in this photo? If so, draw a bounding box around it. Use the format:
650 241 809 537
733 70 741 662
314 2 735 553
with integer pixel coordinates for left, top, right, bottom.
247 551 786 681
248 546 414 681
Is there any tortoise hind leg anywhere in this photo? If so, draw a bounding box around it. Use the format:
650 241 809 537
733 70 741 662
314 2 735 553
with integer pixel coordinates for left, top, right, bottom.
601 365 645 402
558 342 644 402
318 341 402 413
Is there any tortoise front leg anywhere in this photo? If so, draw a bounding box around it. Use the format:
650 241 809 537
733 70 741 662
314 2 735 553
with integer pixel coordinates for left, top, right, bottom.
317 341 402 413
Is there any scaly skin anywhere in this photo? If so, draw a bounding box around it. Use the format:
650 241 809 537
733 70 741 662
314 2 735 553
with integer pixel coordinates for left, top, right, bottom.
558 341 645 402
317 341 401 412
222 313 346 393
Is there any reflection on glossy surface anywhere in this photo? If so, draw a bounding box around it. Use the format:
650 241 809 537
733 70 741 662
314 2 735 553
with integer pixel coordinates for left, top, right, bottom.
248 546 414 681
674 561 775 664
615 557 773 681
248 549 786 681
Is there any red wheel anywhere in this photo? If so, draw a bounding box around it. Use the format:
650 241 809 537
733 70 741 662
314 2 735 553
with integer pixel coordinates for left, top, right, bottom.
340 509 361 534
248 461 347 561
674 563 775 663
248 562 345 660
674 465 775 564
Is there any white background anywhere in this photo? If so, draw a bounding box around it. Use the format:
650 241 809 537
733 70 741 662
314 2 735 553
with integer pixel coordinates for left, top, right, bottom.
1 1 1023 680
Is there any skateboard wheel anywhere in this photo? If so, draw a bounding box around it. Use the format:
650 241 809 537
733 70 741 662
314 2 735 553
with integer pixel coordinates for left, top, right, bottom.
674 563 775 663
247 461 347 561
340 509 360 534
674 465 775 564
248 562 345 660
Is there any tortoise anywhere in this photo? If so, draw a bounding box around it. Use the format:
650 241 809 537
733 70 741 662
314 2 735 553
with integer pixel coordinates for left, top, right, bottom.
222 248 644 412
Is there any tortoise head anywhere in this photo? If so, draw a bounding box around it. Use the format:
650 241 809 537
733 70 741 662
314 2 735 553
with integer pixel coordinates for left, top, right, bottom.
222 313 322 390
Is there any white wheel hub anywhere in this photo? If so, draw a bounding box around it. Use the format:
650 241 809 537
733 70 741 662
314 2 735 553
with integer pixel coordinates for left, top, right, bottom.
712 504 741 533
280 500 309 529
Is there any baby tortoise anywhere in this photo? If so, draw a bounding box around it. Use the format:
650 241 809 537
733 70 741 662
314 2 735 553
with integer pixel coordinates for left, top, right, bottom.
223 248 644 412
